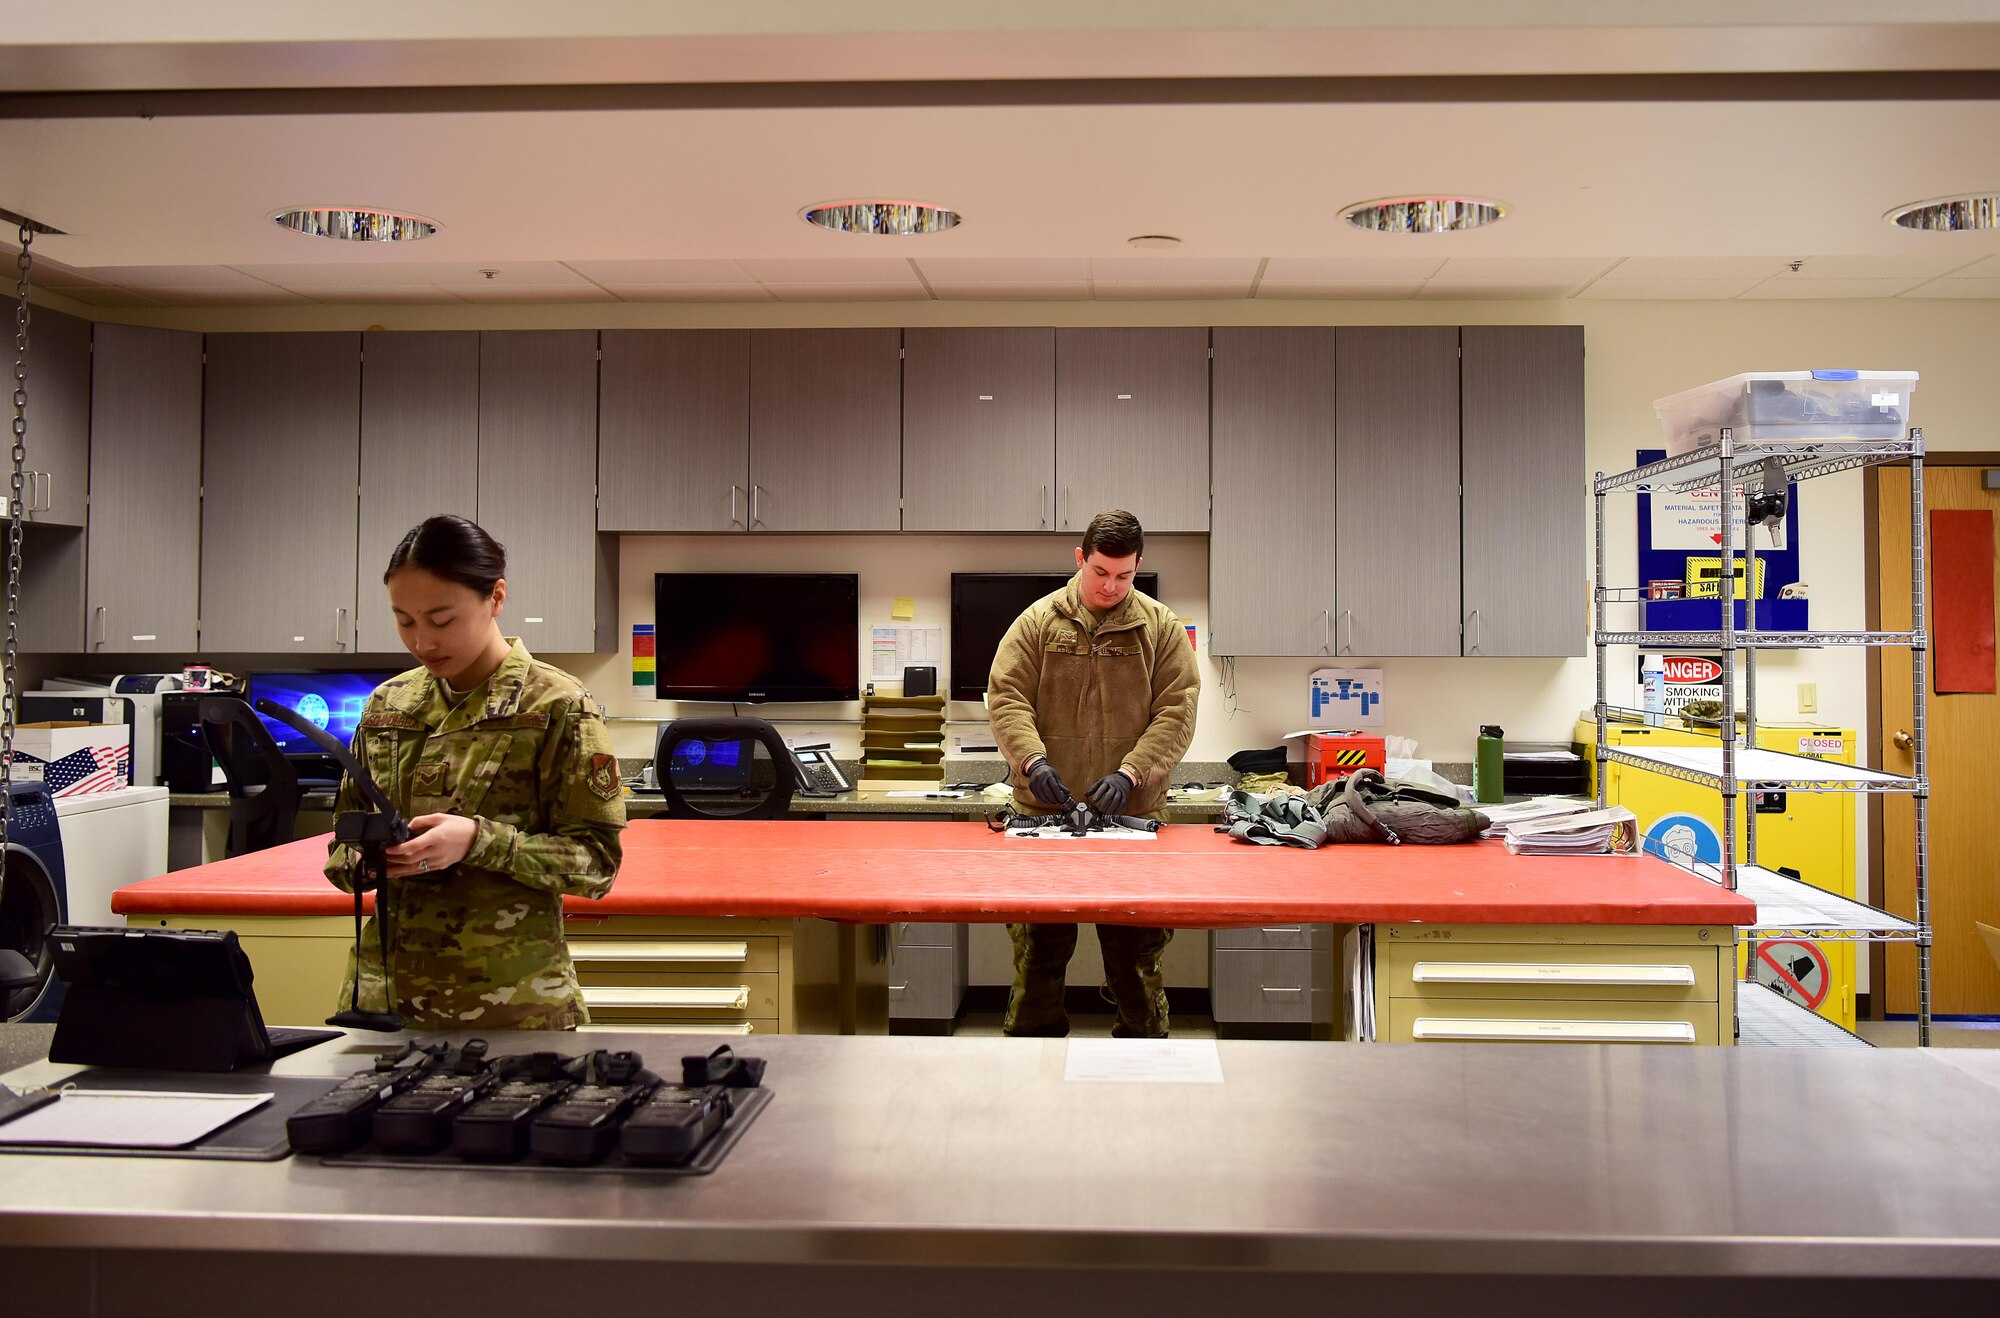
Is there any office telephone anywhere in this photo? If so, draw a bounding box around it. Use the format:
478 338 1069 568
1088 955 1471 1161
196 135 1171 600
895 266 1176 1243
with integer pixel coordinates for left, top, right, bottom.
790 746 852 797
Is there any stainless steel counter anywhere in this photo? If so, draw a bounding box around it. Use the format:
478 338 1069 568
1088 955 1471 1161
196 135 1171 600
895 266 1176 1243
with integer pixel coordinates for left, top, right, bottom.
6 1031 2000 1315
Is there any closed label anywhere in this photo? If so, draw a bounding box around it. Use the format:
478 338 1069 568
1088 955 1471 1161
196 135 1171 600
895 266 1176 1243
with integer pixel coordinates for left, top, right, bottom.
1797 735 1845 757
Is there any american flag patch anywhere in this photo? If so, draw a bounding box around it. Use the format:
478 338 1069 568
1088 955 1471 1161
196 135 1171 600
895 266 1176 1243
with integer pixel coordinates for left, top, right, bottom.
10 744 132 797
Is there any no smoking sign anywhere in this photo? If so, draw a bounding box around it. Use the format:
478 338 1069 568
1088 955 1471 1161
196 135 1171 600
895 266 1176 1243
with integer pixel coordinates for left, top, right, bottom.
1754 939 1831 1011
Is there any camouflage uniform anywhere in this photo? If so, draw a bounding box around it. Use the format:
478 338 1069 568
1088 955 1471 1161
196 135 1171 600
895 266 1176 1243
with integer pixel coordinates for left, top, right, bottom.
323 639 625 1030
987 574 1200 1038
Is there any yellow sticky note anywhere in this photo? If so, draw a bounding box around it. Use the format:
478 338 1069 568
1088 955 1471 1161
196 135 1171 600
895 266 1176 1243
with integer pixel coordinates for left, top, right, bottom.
892 597 916 620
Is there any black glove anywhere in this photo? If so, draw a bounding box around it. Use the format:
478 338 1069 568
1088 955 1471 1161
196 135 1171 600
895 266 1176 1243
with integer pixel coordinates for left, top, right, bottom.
1085 771 1134 816
1025 758 1071 807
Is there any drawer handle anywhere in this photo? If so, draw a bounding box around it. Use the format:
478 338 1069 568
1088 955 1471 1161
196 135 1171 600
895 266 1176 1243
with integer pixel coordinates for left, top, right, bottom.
1260 986 1303 995
1411 961 1696 987
581 986 751 1010
1261 926 1305 935
888 983 908 995
1412 1017 1697 1044
570 941 749 963
583 1022 756 1036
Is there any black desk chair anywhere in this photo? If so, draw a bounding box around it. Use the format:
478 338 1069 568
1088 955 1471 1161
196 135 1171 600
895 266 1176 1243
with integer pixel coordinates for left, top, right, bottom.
655 717 794 820
199 698 303 857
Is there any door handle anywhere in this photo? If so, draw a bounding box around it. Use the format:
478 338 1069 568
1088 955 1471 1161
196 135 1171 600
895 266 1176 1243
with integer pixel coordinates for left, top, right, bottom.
93 605 106 650
1893 729 1913 752
1041 484 1048 529
1467 608 1483 656
42 471 53 512
729 483 743 530
1338 610 1354 655
334 605 349 649
751 483 765 529
1063 487 1071 530
1321 609 1330 655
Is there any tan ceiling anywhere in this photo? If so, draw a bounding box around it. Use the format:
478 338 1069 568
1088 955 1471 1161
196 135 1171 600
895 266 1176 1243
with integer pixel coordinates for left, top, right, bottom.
6 5 2000 307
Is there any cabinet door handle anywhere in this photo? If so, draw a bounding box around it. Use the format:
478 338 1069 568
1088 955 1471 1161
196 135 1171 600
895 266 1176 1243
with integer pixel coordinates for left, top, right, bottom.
334 606 348 649
1321 609 1330 655
750 483 765 529
42 471 53 512
1040 484 1048 529
1062 487 1070 530
1338 610 1354 655
729 483 743 530
93 605 106 649
1467 608 1483 656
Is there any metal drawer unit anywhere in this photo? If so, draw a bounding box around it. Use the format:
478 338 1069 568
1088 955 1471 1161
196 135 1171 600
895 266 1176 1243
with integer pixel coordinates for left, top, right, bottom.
570 934 780 1034
890 921 968 1031
1211 924 1317 1025
1375 923 1736 1046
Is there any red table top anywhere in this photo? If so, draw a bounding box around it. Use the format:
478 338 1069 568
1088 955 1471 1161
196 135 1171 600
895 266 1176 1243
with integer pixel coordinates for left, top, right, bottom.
113 819 1756 928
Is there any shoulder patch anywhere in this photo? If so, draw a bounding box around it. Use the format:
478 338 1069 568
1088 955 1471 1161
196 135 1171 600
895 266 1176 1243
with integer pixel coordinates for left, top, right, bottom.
588 753 620 801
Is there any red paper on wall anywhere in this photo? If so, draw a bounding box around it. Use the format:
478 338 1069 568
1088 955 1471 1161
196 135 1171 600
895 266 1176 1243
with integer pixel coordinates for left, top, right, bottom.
1932 509 1997 694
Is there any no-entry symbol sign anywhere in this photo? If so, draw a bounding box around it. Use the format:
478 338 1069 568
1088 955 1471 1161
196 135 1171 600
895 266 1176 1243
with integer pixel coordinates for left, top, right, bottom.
1754 939 1830 1010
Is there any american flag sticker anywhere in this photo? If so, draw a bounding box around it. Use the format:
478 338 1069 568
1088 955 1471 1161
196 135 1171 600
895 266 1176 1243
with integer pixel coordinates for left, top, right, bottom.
10 743 132 797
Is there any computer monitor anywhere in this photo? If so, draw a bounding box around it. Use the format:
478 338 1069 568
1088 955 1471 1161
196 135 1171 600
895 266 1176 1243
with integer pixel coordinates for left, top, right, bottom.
949 571 1160 702
245 671 394 758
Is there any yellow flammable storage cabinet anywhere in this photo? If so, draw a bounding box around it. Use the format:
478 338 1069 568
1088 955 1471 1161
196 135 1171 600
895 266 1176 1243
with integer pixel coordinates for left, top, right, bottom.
1576 718 1858 1029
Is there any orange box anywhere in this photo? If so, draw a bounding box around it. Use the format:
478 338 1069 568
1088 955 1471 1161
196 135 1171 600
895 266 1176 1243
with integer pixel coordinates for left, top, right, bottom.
1304 733 1386 788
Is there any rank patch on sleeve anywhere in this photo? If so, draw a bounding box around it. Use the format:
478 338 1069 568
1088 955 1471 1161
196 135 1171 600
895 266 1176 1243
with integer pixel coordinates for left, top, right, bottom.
589 753 620 801
413 761 447 797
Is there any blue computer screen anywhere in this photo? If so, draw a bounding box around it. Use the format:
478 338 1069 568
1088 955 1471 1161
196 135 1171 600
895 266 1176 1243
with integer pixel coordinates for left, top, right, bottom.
668 737 748 783
247 672 392 755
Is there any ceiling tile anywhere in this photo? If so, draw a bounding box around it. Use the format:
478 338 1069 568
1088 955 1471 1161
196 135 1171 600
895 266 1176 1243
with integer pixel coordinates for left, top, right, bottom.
734 258 925 284
915 258 1091 282
1433 257 1621 282
1094 281 1251 299
427 262 600 292
1261 256 1447 281
1090 257 1260 282
1414 282 1578 300
1575 277 1765 299
563 259 754 284
1603 256 1796 280
157 286 315 305
926 281 1093 300
762 282 930 301
322 286 466 303
1943 254 2000 277
233 263 456 291
1738 277 1927 299
452 284 618 302
603 283 776 301
1899 278 2000 299
1787 253 1992 279
50 286 162 307
86 265 292 293
1255 280 1424 299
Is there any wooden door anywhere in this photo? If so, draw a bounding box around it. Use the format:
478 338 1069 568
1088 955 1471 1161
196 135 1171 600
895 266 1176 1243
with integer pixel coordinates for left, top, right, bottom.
477 331 603 653
1335 327 1461 657
1876 464 2000 1017
1055 328 1210 533
1208 327 1337 656
200 333 361 653
902 327 1055 532
1461 325 1585 657
85 325 203 653
598 330 751 533
357 331 479 652
748 329 901 531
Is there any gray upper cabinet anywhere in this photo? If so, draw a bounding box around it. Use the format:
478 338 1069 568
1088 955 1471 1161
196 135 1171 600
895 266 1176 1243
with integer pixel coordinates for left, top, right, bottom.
477 331 613 653
1209 327 1337 656
200 333 362 653
598 330 750 533
85 325 202 654
356 331 480 652
902 328 1055 532
22 306 90 528
748 329 901 532
1335 327 1461 657
1055 328 1209 533
1461 325 1585 657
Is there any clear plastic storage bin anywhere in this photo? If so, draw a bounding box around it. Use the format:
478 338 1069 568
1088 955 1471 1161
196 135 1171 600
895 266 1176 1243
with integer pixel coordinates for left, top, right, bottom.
1654 370 1918 456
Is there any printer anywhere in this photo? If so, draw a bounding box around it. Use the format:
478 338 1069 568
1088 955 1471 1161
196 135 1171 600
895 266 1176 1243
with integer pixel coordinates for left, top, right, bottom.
32 674 185 788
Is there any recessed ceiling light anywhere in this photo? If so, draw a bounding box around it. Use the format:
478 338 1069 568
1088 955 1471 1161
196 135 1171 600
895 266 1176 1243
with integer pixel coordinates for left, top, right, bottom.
801 201 960 235
1339 196 1506 234
271 207 439 242
1885 193 2000 231
1127 234 1182 249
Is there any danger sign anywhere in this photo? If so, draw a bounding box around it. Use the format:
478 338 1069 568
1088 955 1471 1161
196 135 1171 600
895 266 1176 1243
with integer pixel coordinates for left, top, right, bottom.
1638 654 1723 716
1754 939 1830 1011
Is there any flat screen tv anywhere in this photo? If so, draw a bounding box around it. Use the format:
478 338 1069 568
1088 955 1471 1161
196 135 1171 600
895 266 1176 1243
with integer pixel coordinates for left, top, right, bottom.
949 571 1159 702
653 573 860 702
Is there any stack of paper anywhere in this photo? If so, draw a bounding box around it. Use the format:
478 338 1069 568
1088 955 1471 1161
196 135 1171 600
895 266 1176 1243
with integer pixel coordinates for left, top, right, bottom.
1502 805 1639 856
1478 796 1598 840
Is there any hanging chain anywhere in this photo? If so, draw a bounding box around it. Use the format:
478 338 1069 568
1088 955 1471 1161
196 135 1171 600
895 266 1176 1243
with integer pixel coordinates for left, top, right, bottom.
2 223 31 862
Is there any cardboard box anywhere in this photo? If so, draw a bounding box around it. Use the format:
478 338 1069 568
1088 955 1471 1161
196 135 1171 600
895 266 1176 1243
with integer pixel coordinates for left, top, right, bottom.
8 722 133 797
1304 733 1386 788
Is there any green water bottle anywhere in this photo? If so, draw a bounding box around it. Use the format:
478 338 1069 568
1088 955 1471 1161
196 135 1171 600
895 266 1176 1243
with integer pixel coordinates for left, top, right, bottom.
1474 725 1505 804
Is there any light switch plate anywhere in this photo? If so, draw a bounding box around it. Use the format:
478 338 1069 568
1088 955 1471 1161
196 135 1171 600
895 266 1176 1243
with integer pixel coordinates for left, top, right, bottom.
1797 682 1818 714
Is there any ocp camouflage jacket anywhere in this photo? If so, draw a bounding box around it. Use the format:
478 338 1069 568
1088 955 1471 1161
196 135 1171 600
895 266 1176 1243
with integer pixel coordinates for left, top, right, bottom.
324 639 625 1030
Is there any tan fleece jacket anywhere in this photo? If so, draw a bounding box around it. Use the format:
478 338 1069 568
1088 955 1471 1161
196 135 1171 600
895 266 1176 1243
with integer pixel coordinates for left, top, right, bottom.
987 573 1200 815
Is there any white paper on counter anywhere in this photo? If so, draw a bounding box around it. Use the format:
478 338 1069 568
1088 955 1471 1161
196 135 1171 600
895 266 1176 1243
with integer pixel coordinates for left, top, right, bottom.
1063 1039 1224 1084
